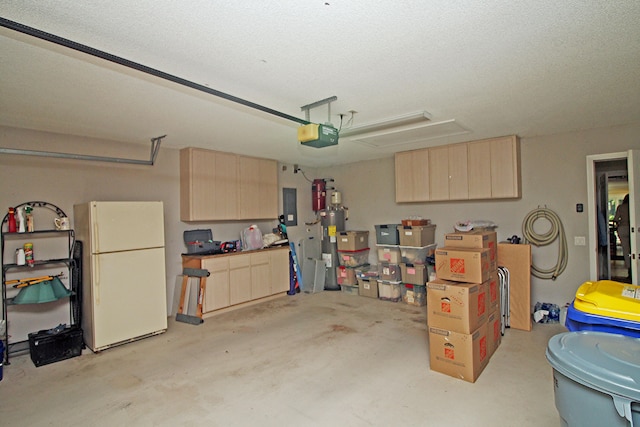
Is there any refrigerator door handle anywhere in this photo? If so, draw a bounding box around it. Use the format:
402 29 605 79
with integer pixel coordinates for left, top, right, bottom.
95 250 100 305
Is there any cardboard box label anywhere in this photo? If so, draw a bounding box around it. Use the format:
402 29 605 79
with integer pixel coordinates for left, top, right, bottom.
445 344 455 360
450 257 465 273
479 335 487 361
441 300 451 313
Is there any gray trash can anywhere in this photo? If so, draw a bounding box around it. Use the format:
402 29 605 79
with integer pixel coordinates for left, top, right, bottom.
546 331 640 426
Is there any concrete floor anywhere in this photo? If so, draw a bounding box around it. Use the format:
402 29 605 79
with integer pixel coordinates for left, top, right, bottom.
0 291 565 426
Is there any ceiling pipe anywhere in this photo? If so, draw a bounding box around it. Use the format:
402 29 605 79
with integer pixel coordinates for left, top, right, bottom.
0 17 309 126
0 135 166 165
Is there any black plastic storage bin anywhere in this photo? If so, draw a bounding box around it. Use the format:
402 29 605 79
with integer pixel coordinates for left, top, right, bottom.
183 229 222 255
28 326 83 367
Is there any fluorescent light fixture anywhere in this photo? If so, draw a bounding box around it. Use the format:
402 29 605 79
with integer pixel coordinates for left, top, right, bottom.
351 119 470 149
339 111 432 137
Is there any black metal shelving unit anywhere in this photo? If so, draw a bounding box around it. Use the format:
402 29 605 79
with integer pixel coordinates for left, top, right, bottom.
1 201 79 364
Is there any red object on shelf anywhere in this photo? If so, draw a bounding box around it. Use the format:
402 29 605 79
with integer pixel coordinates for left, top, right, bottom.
7 207 17 233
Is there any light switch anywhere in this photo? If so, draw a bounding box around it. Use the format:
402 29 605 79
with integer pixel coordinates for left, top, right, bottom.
574 236 586 246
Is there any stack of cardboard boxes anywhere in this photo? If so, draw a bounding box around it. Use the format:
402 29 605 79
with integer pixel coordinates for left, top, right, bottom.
427 230 501 383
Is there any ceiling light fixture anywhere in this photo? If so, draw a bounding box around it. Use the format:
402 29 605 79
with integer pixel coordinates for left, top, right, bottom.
339 111 432 137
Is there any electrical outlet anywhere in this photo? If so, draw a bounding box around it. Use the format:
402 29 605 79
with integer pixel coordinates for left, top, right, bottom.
574 236 586 246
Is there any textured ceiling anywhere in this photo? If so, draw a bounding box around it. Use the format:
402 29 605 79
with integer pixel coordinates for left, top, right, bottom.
1 1 639 167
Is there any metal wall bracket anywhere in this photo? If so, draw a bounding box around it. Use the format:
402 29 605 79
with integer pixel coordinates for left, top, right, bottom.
0 135 166 166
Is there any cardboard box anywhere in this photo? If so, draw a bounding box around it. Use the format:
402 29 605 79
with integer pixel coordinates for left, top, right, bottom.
375 224 400 245
336 231 369 251
376 244 402 264
397 225 436 247
400 263 427 285
487 309 502 358
428 322 489 383
435 247 490 284
427 278 488 333
358 278 379 299
444 231 497 271
497 243 532 331
337 266 358 286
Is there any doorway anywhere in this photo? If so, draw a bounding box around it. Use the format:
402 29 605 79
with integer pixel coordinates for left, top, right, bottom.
595 166 630 282
587 150 639 285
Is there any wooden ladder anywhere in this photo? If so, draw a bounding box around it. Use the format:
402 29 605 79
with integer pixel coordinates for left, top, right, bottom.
175 267 210 325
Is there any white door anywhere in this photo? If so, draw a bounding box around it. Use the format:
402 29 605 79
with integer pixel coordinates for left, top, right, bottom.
91 201 164 253
91 247 167 351
629 150 639 284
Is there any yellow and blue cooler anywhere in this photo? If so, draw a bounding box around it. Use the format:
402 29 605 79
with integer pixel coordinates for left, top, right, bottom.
565 280 640 338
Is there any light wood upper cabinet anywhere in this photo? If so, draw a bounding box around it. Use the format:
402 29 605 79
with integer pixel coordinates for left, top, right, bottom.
448 143 469 199
180 148 278 221
180 148 238 221
429 144 469 201
468 140 493 199
395 135 520 202
490 136 521 198
238 156 278 220
395 149 430 202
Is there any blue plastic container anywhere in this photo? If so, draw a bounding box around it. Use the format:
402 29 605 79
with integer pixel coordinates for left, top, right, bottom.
565 302 640 338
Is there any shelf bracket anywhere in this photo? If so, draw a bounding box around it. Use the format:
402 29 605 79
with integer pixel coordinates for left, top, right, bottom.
0 135 166 166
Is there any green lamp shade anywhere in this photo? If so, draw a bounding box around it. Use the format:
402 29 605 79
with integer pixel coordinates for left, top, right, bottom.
12 277 73 304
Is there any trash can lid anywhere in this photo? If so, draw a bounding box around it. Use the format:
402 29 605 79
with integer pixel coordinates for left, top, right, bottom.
546 331 640 401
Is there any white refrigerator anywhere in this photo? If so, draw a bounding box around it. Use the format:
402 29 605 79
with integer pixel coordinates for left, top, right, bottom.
74 201 168 352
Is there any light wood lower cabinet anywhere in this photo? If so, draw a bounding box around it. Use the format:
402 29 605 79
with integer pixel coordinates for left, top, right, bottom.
250 251 271 300
184 247 290 315
229 255 252 305
270 248 291 293
202 257 230 311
